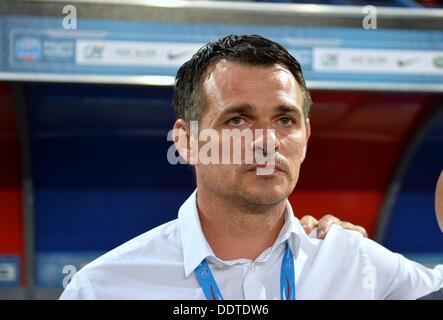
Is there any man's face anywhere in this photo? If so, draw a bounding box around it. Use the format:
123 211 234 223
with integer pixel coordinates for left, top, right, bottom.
192 59 310 207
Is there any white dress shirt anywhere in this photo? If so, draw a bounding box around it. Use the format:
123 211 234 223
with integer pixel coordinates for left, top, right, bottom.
60 189 443 300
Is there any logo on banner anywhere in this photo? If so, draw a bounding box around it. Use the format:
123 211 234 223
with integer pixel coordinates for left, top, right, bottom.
0 263 17 282
167 50 192 60
434 56 443 69
15 37 42 62
43 40 75 60
397 57 419 67
320 53 338 67
83 45 105 60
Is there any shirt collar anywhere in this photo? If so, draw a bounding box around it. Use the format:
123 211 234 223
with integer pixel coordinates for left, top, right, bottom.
178 189 304 277
179 189 215 277
280 198 304 260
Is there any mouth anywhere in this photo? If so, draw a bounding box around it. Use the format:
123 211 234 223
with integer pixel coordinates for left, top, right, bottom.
245 163 286 174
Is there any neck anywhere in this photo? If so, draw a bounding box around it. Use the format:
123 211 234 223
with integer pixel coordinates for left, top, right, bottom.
197 188 287 261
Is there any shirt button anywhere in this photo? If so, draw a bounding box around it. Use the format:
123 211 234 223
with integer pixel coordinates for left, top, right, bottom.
250 263 256 272
215 263 223 269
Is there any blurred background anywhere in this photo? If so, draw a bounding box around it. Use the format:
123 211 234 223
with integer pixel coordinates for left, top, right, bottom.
0 0 442 299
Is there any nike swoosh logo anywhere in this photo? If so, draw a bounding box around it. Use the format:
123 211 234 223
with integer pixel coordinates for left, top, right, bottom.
397 57 418 67
167 50 190 60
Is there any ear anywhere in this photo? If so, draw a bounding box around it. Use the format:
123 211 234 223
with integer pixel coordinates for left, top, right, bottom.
301 118 311 163
436 170 443 232
173 119 199 165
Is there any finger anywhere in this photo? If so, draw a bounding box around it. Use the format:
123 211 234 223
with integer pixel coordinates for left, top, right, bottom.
340 222 368 238
317 214 341 239
299 215 318 235
356 226 368 238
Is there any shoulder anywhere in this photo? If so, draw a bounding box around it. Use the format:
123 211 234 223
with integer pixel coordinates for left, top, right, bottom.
311 224 400 298
299 223 390 278
60 219 184 299
302 223 366 256
95 219 180 262
316 223 399 269
85 218 182 274
296 223 371 278
317 224 369 268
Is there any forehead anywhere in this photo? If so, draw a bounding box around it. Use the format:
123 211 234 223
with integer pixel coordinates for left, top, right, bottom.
201 59 301 113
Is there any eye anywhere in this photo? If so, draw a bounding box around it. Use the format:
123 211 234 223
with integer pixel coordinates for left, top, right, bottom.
227 116 246 126
279 116 295 126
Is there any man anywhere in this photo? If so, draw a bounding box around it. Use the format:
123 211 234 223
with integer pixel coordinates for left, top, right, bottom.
61 35 442 299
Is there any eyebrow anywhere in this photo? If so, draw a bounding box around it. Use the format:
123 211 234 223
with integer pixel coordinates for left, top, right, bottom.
275 104 303 117
216 104 255 119
214 103 302 123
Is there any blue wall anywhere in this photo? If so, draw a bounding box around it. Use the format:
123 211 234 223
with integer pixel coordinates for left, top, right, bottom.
25 84 195 286
383 109 443 263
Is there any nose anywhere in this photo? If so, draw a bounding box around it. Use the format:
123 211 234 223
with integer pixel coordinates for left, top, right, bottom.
250 127 280 156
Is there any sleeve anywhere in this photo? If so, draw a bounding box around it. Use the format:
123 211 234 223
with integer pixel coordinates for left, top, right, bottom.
362 237 443 300
59 270 97 300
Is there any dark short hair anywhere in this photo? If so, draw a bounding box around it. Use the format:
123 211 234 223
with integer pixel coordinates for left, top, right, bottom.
173 34 312 123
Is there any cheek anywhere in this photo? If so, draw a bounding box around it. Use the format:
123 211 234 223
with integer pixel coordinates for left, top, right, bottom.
196 164 224 183
280 133 307 160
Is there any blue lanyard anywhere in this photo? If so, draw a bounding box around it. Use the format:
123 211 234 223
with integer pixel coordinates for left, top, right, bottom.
194 242 295 300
